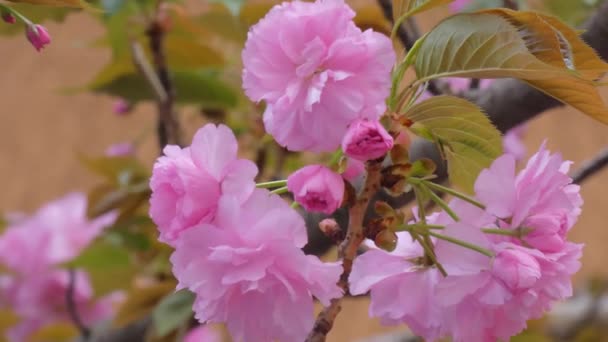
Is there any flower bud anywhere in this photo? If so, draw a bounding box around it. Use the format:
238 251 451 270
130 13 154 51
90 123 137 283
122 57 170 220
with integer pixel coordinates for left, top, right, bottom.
1 12 16 24
374 229 398 252
287 165 344 214
342 119 394 161
26 24 51 51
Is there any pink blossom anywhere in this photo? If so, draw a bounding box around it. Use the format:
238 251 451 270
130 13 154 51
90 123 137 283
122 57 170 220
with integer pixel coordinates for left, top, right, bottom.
450 0 471 12
350 233 443 341
113 98 132 115
149 124 258 246
341 158 365 182
503 125 528 161
242 0 395 152
0 193 116 273
1 12 16 24
184 325 222 342
342 119 394 161
474 143 582 252
26 24 51 51
2 270 122 342
171 189 342 342
287 165 344 214
105 142 135 157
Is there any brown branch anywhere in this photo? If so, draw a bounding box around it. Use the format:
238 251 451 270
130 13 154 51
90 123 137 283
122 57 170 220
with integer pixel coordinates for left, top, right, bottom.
571 147 608 184
306 162 383 342
66 269 91 340
145 5 183 150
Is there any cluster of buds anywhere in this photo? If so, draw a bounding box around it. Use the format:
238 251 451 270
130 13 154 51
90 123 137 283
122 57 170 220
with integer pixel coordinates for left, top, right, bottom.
1 5 51 51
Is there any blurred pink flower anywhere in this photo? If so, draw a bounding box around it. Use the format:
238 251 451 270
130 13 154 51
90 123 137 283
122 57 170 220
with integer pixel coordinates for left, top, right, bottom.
342 119 394 161
350 234 443 341
450 0 471 12
287 165 344 214
113 98 132 115
342 158 365 182
242 0 395 152
475 143 582 252
3 270 123 342
0 193 116 273
105 142 135 157
184 325 222 342
171 189 342 342
503 124 528 161
26 24 51 51
149 124 258 246
1 12 16 24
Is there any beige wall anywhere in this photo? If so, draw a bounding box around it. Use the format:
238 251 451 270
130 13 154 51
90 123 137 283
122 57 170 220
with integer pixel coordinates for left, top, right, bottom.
1 7 607 342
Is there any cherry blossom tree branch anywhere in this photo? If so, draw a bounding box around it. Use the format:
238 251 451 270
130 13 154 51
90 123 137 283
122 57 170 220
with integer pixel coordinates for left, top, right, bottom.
66 269 91 340
145 2 183 149
571 147 608 184
306 161 383 342
306 0 608 256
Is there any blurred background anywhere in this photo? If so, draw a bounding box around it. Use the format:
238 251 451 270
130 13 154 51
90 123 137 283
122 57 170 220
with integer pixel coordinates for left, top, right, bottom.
1 0 607 340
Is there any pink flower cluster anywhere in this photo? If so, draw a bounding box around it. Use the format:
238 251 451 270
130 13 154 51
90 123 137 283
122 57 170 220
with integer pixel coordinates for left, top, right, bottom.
150 124 343 341
350 144 583 341
242 0 395 155
0 193 121 341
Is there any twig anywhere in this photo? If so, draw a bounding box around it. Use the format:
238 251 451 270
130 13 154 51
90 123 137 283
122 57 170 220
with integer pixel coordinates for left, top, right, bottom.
376 0 441 95
571 147 608 184
306 162 383 342
129 41 168 103
145 3 183 149
503 0 518 10
66 269 91 340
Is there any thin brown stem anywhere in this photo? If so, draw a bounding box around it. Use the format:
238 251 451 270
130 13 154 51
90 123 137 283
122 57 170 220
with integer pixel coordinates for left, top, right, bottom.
145 3 183 150
306 162 383 342
66 269 91 339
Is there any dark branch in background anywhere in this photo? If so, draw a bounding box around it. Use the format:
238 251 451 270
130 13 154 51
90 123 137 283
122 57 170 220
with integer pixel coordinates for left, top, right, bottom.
572 147 608 184
66 269 91 340
377 0 442 96
304 0 608 256
503 0 518 10
146 5 183 150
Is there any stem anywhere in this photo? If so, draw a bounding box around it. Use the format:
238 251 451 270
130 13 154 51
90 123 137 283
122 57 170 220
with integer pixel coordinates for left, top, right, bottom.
481 228 520 236
428 231 494 257
256 180 288 189
423 181 485 209
269 186 288 195
306 162 382 342
0 4 32 25
66 269 91 339
571 147 608 184
426 188 459 221
146 3 183 150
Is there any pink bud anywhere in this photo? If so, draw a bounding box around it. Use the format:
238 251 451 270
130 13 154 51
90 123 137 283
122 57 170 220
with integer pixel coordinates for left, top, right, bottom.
105 142 135 157
113 99 132 116
492 247 541 291
341 158 365 182
287 165 344 214
26 24 51 52
2 12 16 24
342 119 394 161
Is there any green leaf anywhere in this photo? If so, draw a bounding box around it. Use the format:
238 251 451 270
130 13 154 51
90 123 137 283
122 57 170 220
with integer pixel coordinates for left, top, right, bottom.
406 96 502 193
79 155 148 185
87 60 239 107
540 0 599 26
392 0 452 38
114 281 177 327
66 239 131 269
414 13 566 82
152 289 195 337
6 0 94 8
